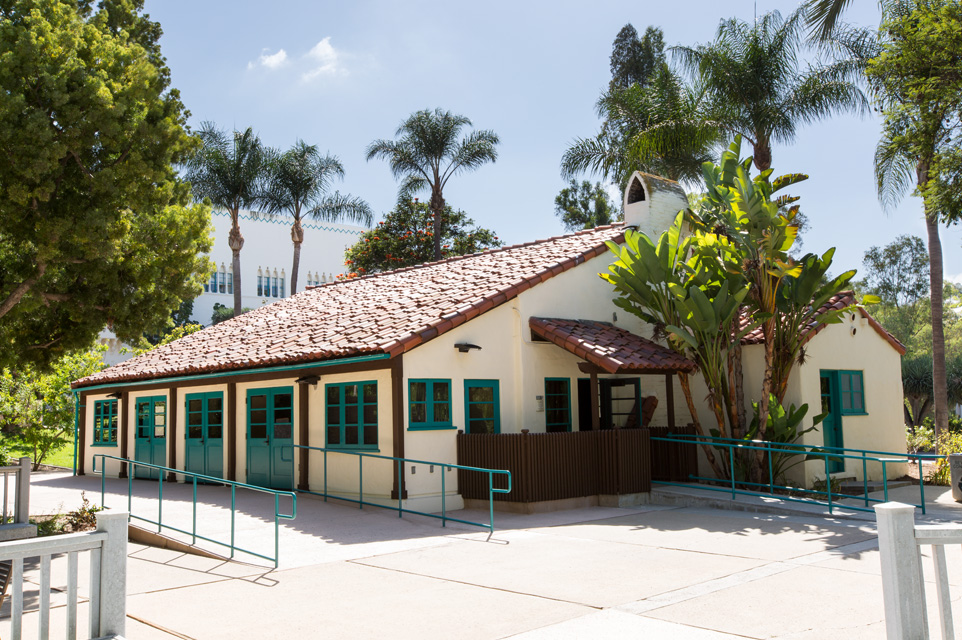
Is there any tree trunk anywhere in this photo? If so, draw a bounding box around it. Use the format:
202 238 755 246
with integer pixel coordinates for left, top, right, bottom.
430 188 444 261
290 218 304 295
924 213 948 445
228 214 245 317
753 138 772 172
729 339 746 439
678 373 727 479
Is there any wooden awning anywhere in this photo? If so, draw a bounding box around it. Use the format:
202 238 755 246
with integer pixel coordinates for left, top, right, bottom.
529 317 696 374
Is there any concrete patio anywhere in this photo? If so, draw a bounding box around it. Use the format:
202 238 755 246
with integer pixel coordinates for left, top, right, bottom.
3 470 961 638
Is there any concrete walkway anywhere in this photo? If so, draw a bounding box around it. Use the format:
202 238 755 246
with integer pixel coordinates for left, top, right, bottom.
4 471 961 638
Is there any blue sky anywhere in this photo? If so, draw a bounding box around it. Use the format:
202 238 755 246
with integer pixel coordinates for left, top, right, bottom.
144 0 961 281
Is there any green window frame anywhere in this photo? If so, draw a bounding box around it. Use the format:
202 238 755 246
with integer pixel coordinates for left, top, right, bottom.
544 378 571 433
464 380 501 434
326 381 378 450
408 379 454 430
93 399 118 446
185 392 224 440
838 370 866 415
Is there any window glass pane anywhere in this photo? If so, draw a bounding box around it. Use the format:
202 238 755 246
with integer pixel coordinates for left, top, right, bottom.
435 404 450 423
841 394 853 411
345 405 358 425
363 426 377 446
433 382 449 402
327 426 340 445
327 406 340 425
410 382 427 402
345 425 358 445
411 404 426 423
840 374 851 392
363 405 377 424
469 386 493 402
327 386 339 404
852 374 862 393
344 385 358 403
853 393 863 411
363 384 377 403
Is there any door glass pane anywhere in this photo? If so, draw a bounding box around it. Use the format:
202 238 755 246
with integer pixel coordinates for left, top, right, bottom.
188 399 202 413
154 425 165 438
546 395 567 409
251 409 267 424
470 403 494 419
274 393 292 409
470 419 494 434
821 395 831 414
208 397 223 412
208 424 223 439
250 395 267 410
410 382 426 402
820 377 829 395
274 408 292 425
469 387 493 402
154 401 166 415
274 422 292 439
208 411 222 427
154 414 165 427
189 425 202 439
546 380 566 395
188 413 202 427
251 424 267 439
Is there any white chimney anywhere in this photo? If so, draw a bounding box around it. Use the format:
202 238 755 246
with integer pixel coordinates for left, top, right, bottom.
622 171 689 239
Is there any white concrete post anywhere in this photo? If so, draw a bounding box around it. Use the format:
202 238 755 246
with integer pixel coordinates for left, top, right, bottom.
94 510 128 638
16 456 30 525
875 502 928 640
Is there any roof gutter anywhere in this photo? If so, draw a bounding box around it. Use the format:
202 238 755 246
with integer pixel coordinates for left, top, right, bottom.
72 353 391 393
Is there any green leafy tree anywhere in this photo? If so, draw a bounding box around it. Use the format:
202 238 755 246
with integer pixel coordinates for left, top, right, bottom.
867 0 962 441
366 108 500 261
675 9 869 172
0 0 213 369
263 140 373 295
210 303 252 326
856 235 929 348
554 180 620 231
609 25 667 91
0 346 105 469
185 124 270 317
342 201 501 277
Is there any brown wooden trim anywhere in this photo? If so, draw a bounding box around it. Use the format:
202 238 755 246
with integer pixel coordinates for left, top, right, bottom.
227 382 237 482
119 391 129 478
589 372 600 431
73 358 395 396
578 361 605 375
297 382 310 491
167 387 178 482
391 355 406 500
77 392 87 476
665 374 675 430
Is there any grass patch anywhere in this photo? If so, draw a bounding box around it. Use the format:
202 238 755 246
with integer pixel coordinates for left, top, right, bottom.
6 441 74 469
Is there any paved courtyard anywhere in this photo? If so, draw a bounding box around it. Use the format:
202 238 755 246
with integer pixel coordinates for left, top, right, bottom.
3 471 961 639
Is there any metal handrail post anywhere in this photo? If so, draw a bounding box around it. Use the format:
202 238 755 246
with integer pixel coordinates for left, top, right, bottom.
862 452 868 507
918 456 927 515
323 449 328 502
882 460 889 503
127 472 132 515
729 443 736 500
157 472 163 533
441 466 446 528
358 455 363 510
230 484 236 559
99 457 106 509
274 493 280 569
824 453 833 514
397 461 402 518
192 476 198 545
488 472 494 538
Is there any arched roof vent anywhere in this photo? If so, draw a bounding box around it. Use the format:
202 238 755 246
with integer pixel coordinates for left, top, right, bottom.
622 171 689 238
626 177 646 204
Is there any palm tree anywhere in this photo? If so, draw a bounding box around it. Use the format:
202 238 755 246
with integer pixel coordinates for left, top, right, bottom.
561 63 722 188
263 141 373 294
185 123 269 317
366 109 500 261
803 0 858 41
674 9 869 171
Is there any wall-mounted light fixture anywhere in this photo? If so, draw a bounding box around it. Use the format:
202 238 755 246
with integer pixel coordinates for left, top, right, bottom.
107 392 122 399
454 343 482 353
295 374 320 386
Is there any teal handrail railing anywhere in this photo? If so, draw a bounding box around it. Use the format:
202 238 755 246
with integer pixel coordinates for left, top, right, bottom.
91 455 296 567
288 445 511 539
650 433 943 515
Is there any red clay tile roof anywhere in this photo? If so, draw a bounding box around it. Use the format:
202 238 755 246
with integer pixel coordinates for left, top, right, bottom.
529 317 697 374
739 291 906 355
74 225 626 389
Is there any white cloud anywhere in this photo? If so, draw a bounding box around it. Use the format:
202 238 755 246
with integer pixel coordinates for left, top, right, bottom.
248 48 288 70
301 37 345 81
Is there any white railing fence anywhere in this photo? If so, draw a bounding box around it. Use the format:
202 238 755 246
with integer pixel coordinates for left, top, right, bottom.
0 510 128 640
0 457 31 526
876 502 961 640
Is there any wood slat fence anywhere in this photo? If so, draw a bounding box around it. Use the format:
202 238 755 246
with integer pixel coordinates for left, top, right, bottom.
457 427 697 503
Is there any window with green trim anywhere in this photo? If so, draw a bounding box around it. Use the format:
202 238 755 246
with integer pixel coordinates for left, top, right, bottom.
464 380 500 434
326 381 378 449
93 400 118 446
838 370 866 414
544 378 571 433
409 379 453 430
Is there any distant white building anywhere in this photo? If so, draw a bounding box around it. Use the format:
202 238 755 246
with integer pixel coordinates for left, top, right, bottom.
99 209 368 365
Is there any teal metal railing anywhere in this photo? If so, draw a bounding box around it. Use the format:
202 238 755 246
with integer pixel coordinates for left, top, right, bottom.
91 455 296 567
288 445 511 539
650 433 944 515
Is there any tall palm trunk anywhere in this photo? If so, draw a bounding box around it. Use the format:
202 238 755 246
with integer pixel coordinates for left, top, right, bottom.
228 212 244 317
430 188 444 260
925 212 948 444
679 372 727 479
753 137 773 172
290 217 304 295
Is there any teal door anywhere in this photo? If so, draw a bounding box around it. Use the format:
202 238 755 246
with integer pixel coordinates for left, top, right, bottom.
246 387 294 490
464 380 500 434
185 392 224 481
135 397 167 479
820 371 845 473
